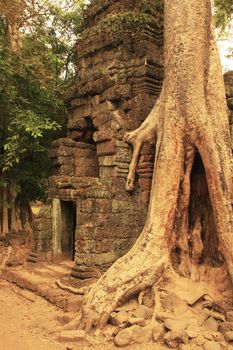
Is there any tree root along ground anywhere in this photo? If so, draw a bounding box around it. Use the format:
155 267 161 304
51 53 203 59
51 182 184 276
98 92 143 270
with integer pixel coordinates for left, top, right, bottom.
0 278 168 350
63 265 233 349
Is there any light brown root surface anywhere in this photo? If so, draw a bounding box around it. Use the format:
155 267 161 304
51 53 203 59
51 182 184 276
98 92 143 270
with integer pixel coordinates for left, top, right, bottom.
68 120 187 332
66 264 232 349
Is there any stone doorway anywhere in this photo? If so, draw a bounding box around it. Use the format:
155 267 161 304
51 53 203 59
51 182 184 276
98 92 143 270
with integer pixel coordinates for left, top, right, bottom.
52 198 76 261
61 201 76 260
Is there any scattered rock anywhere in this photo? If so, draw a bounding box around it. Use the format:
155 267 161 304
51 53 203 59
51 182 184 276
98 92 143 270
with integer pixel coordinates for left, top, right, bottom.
114 325 151 347
115 300 138 313
185 316 199 327
178 345 189 350
187 293 209 306
203 331 214 341
118 323 128 329
198 308 210 326
140 289 154 308
180 345 202 350
110 311 129 326
219 322 233 334
162 292 188 313
186 325 200 339
151 322 165 341
203 317 219 332
212 332 225 342
128 316 146 326
156 311 173 322
193 335 206 346
204 295 215 303
203 340 221 350
59 330 85 342
203 300 214 309
132 305 153 320
130 325 152 343
164 318 187 332
164 330 189 348
102 324 119 338
209 311 225 322
225 331 233 342
114 328 132 347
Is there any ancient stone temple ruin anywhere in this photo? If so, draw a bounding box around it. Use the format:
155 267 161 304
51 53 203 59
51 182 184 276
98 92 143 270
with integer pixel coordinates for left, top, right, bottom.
32 0 233 281
32 0 164 278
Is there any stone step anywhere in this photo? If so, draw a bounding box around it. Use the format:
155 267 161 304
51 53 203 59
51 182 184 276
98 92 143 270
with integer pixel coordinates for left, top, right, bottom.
31 267 64 279
3 266 83 312
32 264 72 279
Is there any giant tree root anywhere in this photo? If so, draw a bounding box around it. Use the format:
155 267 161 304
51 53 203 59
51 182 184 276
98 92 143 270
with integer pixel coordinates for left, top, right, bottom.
63 264 232 349
64 0 233 346
64 237 169 332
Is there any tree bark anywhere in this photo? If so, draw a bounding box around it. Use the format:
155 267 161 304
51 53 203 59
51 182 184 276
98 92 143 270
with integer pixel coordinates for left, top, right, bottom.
71 0 233 331
2 188 9 235
7 22 22 51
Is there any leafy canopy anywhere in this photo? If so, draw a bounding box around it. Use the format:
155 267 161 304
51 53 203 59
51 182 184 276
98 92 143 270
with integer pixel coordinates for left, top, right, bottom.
213 0 233 29
0 0 85 201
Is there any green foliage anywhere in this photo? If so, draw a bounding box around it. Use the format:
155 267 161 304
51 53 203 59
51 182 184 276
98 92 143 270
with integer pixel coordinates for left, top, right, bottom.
155 0 164 13
140 0 155 15
0 0 85 203
79 9 162 56
213 0 233 29
0 39 62 200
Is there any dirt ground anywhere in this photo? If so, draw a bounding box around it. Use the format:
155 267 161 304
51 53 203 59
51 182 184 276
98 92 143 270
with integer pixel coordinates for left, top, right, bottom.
0 278 165 350
1 265 232 350
0 278 66 350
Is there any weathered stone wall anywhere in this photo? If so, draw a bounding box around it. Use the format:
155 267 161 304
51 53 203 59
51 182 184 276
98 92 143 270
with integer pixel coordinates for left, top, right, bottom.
68 0 163 139
49 138 99 177
32 206 52 253
73 178 147 278
41 0 164 278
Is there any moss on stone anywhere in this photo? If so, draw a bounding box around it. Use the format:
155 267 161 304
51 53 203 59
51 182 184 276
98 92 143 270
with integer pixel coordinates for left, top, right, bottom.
79 11 162 50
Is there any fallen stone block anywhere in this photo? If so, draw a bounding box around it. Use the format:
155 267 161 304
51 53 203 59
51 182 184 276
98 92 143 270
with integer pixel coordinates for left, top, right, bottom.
203 317 219 332
59 330 85 342
110 311 129 326
203 340 221 350
164 330 189 348
164 318 187 332
225 331 233 342
114 325 151 347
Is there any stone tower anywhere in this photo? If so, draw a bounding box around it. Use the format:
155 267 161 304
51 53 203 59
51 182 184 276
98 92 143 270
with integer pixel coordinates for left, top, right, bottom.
32 0 164 279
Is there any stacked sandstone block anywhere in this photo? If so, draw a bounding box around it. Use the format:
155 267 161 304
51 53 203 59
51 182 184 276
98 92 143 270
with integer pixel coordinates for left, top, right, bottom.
44 0 164 277
32 2 233 280
49 138 99 178
32 206 52 253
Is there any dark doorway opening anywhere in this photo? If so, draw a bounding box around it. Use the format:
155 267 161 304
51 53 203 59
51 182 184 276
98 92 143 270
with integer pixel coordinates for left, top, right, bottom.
61 201 76 260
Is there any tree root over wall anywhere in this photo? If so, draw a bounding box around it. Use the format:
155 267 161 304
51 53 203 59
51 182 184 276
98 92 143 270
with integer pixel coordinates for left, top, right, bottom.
63 0 233 348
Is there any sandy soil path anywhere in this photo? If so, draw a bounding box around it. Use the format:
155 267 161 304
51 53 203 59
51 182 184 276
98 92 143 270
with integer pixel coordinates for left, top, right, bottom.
0 278 164 350
0 278 65 350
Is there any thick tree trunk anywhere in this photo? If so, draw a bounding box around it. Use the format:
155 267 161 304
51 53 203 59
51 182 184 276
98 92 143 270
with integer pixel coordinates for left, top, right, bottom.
9 190 21 232
2 188 9 235
7 22 22 51
71 0 233 331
